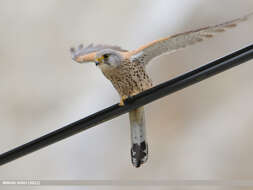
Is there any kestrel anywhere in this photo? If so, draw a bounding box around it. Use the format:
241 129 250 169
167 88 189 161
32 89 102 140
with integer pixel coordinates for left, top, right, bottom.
70 13 252 168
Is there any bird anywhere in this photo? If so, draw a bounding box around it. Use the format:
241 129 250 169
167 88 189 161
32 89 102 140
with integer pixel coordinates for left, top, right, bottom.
70 13 252 168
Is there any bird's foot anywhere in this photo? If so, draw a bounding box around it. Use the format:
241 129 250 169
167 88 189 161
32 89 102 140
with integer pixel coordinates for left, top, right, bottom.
119 95 128 106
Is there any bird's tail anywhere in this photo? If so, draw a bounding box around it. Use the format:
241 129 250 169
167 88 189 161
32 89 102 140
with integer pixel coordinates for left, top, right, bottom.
129 106 148 168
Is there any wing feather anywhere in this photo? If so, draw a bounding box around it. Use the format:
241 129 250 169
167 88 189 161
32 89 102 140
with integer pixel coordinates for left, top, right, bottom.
70 43 127 63
129 13 253 65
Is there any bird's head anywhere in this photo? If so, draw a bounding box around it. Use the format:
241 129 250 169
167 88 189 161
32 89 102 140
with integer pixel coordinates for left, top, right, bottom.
95 49 124 69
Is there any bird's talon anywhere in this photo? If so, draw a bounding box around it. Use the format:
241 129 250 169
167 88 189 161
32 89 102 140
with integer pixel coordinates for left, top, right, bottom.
119 100 124 106
119 96 128 106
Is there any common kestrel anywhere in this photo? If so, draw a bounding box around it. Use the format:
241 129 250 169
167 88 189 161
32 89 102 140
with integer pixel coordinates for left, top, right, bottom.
70 13 252 168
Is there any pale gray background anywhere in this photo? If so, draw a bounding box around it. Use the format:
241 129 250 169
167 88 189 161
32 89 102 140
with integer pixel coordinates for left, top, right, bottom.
1 0 253 190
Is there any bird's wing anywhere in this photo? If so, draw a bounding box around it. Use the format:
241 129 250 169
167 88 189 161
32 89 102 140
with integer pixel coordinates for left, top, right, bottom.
70 43 128 63
129 13 252 65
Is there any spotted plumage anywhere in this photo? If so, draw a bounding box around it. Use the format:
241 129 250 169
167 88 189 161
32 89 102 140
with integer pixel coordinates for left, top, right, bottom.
70 13 252 168
101 60 152 97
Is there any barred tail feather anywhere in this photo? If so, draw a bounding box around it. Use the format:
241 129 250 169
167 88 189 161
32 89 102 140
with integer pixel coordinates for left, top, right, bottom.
129 106 148 168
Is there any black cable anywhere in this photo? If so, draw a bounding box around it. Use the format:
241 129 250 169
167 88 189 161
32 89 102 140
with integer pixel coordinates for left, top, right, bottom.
1 44 253 166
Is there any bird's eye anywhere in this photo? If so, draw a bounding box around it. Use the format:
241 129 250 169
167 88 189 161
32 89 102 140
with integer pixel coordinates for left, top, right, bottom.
103 54 109 59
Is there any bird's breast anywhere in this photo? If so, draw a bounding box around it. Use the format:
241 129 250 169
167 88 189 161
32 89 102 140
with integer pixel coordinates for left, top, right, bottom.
101 61 152 97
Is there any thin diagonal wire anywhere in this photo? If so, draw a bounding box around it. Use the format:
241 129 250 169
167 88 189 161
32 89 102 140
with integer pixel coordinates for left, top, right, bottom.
1 44 253 166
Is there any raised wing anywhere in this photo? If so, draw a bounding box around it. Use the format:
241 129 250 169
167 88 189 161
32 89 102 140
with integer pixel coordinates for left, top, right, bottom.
70 43 128 63
129 13 252 65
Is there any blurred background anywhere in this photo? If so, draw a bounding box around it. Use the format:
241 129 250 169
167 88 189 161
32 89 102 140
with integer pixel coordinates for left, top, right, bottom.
1 0 253 189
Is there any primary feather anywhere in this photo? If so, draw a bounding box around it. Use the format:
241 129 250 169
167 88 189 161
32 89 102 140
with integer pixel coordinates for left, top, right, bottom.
70 43 128 63
129 13 253 65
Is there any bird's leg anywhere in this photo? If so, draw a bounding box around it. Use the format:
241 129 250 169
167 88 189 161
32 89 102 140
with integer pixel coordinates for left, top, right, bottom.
119 95 128 106
119 92 140 106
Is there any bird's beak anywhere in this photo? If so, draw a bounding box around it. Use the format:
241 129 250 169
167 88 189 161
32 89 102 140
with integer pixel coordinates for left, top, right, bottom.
95 56 104 66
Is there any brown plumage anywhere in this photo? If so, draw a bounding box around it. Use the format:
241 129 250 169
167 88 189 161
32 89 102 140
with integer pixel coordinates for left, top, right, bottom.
70 13 252 168
101 59 152 97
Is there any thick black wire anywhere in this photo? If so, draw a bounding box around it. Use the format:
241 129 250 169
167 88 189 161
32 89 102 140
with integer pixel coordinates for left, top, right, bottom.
1 44 253 166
